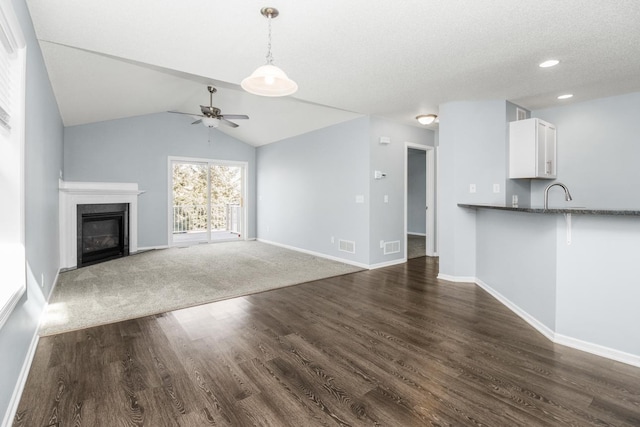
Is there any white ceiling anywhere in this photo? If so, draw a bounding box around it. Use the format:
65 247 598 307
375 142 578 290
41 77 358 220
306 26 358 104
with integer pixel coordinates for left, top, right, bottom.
25 0 640 146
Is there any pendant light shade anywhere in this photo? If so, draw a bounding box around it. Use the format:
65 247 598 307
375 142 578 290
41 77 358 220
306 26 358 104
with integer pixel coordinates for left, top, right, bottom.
241 64 298 97
242 7 297 97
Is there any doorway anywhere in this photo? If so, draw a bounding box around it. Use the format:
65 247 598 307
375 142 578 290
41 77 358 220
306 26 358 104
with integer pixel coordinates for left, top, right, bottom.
405 144 436 258
168 157 247 246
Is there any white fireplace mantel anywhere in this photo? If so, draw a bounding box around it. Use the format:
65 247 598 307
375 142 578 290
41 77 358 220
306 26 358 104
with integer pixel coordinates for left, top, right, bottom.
59 180 145 269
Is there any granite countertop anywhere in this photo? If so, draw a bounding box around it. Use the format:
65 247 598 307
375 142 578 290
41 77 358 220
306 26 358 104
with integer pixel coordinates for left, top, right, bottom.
458 204 640 216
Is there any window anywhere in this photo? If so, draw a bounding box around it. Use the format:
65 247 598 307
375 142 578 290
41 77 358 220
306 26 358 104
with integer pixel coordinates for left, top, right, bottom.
0 1 26 329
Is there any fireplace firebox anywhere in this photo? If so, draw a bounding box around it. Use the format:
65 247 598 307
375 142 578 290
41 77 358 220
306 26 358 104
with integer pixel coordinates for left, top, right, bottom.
77 203 129 267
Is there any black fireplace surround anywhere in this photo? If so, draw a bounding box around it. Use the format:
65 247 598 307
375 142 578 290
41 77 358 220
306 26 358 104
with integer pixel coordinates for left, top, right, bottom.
77 203 129 267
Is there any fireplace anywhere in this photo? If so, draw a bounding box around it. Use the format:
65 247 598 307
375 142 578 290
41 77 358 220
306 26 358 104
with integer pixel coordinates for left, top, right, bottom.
77 203 129 267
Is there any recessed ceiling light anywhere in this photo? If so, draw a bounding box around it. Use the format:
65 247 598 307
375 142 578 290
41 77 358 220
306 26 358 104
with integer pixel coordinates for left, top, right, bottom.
557 94 573 100
539 59 560 68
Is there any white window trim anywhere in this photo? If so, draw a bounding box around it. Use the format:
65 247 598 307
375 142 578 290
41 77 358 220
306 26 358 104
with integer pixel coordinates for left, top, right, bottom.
0 0 26 330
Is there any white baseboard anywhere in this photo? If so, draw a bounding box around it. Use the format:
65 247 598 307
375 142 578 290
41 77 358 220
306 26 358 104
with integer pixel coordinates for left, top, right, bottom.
257 239 370 269
2 323 40 427
408 232 427 236
554 334 640 368
475 278 555 341
475 277 640 368
436 273 476 283
369 258 406 270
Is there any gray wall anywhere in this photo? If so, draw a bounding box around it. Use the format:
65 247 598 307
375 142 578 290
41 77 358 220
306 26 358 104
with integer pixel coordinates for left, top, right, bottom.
64 113 257 247
368 117 433 265
504 102 531 207
531 91 640 209
256 117 371 264
556 215 640 356
256 116 434 266
407 149 426 234
0 0 64 422
476 210 557 330
438 100 508 278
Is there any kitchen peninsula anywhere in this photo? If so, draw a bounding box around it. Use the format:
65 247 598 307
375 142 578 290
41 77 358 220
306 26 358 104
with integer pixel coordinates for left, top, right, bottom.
458 203 640 367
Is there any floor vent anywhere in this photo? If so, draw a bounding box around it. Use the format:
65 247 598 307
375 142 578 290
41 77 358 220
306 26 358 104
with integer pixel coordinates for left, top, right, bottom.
384 240 401 255
338 239 355 254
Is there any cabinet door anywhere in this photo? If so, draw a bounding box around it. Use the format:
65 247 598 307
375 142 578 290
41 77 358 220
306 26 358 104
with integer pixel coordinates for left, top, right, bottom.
536 120 547 176
544 124 556 177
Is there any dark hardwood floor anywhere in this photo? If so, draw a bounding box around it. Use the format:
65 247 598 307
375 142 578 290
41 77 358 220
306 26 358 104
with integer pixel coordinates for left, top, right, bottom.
14 257 640 426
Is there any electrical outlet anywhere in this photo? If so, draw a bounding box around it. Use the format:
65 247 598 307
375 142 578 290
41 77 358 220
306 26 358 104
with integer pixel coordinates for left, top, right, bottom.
380 240 384 248
331 236 335 244
493 183 500 193
469 184 476 193
384 195 389 203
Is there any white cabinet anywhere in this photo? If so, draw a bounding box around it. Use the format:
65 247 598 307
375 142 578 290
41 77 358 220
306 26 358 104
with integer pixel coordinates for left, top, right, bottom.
509 118 556 179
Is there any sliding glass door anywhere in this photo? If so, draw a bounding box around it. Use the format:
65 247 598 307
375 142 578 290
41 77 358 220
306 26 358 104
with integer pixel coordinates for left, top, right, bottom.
169 158 246 245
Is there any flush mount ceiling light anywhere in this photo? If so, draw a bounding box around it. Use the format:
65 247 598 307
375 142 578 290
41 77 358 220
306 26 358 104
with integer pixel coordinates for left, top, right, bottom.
416 114 438 125
557 94 573 100
241 7 298 97
539 59 560 68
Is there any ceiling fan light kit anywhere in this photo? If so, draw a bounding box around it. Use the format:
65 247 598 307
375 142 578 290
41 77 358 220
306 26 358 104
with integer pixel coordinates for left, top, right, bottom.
201 117 220 128
241 7 298 97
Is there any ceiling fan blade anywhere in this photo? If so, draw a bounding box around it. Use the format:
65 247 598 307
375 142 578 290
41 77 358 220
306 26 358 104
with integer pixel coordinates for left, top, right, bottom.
220 118 239 128
220 114 249 120
191 119 202 125
168 110 199 116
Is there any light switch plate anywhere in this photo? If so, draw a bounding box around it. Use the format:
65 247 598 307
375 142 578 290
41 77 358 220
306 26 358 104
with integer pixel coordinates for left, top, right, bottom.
469 184 476 193
493 184 500 193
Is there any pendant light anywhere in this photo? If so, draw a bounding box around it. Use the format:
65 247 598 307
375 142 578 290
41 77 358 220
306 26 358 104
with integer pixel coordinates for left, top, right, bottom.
241 7 298 97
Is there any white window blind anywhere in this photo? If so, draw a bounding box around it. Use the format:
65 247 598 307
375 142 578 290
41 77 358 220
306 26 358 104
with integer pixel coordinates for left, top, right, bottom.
0 3 21 131
0 47 11 130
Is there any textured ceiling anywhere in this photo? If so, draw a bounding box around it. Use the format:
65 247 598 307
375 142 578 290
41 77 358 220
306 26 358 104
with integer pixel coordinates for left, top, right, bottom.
25 0 640 146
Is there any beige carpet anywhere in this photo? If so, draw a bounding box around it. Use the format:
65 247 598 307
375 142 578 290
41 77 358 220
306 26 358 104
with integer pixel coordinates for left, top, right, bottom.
41 241 363 336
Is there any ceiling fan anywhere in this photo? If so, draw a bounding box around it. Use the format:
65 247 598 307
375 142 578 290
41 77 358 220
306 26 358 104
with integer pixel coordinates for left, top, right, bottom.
169 86 249 128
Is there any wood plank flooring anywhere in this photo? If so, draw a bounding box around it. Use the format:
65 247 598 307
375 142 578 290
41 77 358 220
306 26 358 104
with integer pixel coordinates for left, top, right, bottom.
14 257 640 426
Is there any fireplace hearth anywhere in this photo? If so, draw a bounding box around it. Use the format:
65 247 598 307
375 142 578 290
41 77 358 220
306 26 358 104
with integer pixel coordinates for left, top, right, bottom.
77 203 129 267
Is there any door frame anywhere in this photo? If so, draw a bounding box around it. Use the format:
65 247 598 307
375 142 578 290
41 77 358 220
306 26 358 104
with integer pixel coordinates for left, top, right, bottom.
404 143 437 257
167 156 248 246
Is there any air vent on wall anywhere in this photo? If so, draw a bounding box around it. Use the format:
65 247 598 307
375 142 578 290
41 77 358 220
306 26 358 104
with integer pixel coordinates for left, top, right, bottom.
338 239 355 254
384 241 400 255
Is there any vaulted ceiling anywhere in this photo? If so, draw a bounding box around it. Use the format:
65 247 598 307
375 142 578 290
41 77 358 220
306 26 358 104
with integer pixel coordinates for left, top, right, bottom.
25 0 640 146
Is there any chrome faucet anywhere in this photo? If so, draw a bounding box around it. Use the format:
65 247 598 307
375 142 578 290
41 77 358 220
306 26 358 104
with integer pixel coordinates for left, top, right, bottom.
544 182 573 209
